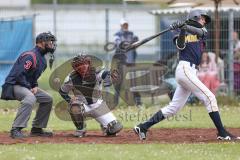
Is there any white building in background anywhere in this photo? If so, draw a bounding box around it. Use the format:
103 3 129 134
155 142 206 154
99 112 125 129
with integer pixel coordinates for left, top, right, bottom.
0 0 30 7
0 4 160 58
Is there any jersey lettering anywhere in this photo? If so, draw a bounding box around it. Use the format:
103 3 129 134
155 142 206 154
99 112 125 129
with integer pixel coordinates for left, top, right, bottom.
185 35 198 43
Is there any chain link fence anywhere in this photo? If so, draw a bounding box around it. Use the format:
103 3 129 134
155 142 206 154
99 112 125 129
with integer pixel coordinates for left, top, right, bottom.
1 5 240 99
153 9 240 98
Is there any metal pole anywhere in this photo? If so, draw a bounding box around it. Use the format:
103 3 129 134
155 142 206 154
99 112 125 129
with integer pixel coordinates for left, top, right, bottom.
156 15 161 60
53 0 57 36
105 8 110 69
105 8 111 97
214 1 220 63
32 14 36 45
228 10 234 97
122 0 127 18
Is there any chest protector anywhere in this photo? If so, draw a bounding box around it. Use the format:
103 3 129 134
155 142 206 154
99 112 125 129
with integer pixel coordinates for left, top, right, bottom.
70 69 98 105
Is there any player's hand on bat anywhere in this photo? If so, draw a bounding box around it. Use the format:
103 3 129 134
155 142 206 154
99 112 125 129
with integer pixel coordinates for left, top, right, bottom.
119 41 132 52
170 21 186 30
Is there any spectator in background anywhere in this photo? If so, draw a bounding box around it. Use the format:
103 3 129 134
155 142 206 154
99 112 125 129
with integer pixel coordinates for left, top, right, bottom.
197 52 220 95
113 18 142 107
233 31 240 95
233 31 240 62
114 19 139 63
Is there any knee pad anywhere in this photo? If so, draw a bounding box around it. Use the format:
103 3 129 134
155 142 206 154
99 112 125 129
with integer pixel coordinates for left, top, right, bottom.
69 104 84 115
68 102 86 130
69 99 85 114
101 120 123 136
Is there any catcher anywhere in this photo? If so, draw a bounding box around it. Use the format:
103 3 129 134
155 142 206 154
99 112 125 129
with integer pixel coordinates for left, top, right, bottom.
59 54 123 137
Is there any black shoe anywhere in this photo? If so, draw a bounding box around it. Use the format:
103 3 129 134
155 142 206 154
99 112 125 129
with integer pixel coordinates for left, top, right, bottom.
10 127 27 139
30 127 53 137
217 131 240 141
101 120 123 136
133 124 147 140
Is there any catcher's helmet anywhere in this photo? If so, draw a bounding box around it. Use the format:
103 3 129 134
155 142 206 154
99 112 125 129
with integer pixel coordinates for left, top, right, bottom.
36 32 57 54
71 54 91 76
187 10 211 25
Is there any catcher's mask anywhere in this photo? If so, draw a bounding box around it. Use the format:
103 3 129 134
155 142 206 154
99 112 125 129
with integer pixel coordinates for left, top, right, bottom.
36 32 57 54
71 55 91 76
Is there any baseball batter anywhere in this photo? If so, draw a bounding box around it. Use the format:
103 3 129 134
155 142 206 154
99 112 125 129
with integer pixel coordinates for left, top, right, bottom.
134 10 240 141
59 54 123 137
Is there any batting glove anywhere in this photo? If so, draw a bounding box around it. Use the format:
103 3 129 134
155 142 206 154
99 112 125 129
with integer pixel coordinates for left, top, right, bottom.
170 21 186 30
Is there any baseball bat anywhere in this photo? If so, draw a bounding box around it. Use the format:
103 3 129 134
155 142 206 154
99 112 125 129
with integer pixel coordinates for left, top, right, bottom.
120 19 200 52
123 28 171 52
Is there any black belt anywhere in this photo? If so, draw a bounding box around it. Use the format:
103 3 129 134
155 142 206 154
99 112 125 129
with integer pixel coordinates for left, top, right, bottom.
190 62 199 70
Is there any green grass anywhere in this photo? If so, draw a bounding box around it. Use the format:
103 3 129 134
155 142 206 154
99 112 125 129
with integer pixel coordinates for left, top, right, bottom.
1 106 240 132
1 61 240 160
0 143 240 160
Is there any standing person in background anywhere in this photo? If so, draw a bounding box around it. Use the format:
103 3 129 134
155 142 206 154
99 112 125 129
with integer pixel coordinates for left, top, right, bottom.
1 32 57 139
113 18 142 107
233 31 240 94
233 31 240 61
197 52 220 95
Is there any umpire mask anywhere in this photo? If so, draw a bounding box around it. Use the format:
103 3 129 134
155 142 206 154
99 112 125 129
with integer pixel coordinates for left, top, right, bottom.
36 32 57 69
36 32 57 54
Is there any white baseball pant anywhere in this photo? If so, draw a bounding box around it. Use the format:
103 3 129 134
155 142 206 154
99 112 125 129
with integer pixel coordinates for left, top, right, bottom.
161 61 219 118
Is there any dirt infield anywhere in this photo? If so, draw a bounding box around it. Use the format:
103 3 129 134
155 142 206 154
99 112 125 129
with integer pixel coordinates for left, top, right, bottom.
1 128 240 144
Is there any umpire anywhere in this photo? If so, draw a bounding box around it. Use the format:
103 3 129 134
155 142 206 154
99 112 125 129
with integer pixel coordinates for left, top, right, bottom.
1 32 57 138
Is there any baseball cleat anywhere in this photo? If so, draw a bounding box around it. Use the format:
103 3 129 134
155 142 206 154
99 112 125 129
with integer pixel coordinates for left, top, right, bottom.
101 120 123 136
74 129 86 138
217 131 240 141
10 128 27 139
133 125 147 140
30 128 53 137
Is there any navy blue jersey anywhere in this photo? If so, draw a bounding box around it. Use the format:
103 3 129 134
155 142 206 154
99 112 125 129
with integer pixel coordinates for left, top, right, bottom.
4 46 47 89
175 32 206 66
